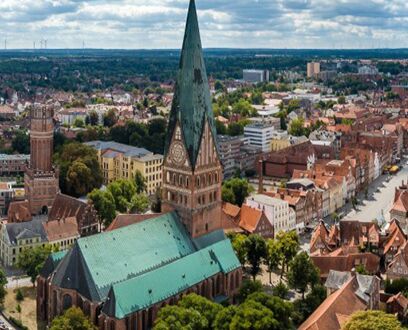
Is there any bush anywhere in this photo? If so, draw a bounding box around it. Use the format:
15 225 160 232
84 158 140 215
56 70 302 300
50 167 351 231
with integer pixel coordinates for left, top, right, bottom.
9 316 28 330
272 282 289 299
16 288 24 302
236 279 263 303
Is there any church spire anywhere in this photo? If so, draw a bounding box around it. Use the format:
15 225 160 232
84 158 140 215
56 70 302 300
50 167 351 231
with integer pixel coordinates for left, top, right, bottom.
165 0 217 169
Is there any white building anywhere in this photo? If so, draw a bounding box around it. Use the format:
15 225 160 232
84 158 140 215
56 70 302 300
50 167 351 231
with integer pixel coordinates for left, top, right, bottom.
358 65 379 75
246 194 296 235
244 123 275 153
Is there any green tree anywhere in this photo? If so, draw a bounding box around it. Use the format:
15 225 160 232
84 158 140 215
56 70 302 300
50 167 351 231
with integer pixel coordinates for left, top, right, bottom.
134 170 147 194
215 120 227 135
0 269 7 306
88 110 99 126
107 179 137 213
16 304 21 320
73 117 85 128
355 264 368 275
246 292 294 330
227 122 244 136
103 109 118 127
214 80 225 92
154 305 207 330
50 307 97 330
244 234 267 280
151 187 162 213
276 231 300 278
227 233 247 265
55 143 103 197
130 194 150 214
292 284 326 325
264 239 283 284
178 294 222 328
237 279 263 303
88 189 117 227
229 300 278 330
338 95 346 104
272 282 288 299
16 245 53 285
232 99 254 117
343 310 403 330
287 99 301 113
221 178 252 206
12 130 30 154
213 306 238 330
15 288 24 302
287 252 319 299
288 118 307 137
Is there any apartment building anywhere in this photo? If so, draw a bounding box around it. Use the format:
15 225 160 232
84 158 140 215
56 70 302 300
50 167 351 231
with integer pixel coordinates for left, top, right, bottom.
85 141 163 195
246 194 296 235
244 123 275 153
0 154 29 176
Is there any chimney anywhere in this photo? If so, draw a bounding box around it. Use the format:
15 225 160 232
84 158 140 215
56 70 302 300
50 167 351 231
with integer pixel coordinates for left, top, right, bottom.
258 159 264 194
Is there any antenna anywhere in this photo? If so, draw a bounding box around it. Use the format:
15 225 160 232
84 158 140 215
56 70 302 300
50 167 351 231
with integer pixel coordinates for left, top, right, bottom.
33 41 36 50
44 40 47 49
4 39 7 50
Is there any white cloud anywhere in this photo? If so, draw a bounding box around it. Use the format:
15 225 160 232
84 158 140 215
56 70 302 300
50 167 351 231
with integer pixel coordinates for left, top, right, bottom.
0 0 407 49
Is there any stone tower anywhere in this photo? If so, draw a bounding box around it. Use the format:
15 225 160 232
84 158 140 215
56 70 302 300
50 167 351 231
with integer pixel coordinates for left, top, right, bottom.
24 105 59 215
162 0 223 238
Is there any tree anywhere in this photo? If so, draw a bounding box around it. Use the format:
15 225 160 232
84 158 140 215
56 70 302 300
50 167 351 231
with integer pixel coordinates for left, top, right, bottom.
287 252 319 299
227 233 247 265
272 282 288 299
229 300 278 330
355 264 368 275
0 269 7 306
88 189 116 227
16 304 21 320
343 310 403 330
12 130 30 154
338 95 346 104
237 279 263 303
214 80 225 92
106 179 139 213
264 239 283 284
215 120 227 135
130 194 150 214
246 292 294 330
222 178 252 206
16 245 53 285
292 284 326 325
134 170 147 194
88 110 99 126
288 118 307 137
244 234 267 280
232 99 254 117
275 231 299 278
227 122 244 136
15 288 24 302
178 294 222 328
154 305 207 330
73 117 85 128
151 187 162 213
103 109 118 127
50 307 97 330
55 143 103 197
213 306 238 330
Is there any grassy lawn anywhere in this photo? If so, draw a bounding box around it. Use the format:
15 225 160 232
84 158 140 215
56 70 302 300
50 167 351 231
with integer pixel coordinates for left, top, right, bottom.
3 286 40 330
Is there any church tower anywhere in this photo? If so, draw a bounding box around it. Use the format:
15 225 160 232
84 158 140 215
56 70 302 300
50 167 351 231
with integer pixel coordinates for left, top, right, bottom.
24 105 59 215
162 0 223 238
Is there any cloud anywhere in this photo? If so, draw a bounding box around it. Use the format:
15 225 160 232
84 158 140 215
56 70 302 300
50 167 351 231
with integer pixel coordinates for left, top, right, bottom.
0 0 407 49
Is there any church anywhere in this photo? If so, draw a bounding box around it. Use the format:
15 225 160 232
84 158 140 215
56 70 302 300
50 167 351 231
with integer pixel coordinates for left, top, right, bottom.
36 1 243 329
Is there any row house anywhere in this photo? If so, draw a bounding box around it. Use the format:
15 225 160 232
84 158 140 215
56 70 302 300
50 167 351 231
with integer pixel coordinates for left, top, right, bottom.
292 169 345 217
390 181 408 232
264 188 322 231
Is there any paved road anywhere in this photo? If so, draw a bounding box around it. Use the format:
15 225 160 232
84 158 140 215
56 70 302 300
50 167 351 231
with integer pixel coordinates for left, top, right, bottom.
344 163 408 223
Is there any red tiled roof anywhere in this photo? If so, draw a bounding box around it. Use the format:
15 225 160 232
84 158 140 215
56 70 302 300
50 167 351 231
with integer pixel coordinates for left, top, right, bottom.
7 201 32 223
238 205 262 233
299 277 366 330
106 213 163 231
387 292 408 310
43 217 79 242
222 203 241 218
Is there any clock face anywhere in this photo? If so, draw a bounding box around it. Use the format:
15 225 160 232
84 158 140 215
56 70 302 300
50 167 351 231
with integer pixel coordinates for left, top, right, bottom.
170 142 186 165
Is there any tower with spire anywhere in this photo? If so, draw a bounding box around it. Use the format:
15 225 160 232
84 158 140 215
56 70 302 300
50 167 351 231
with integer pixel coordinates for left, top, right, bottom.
162 0 223 238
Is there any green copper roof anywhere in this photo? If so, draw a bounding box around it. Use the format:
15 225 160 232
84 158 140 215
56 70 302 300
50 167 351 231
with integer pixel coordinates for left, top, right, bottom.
102 239 240 319
40 250 67 278
165 0 218 168
52 212 196 301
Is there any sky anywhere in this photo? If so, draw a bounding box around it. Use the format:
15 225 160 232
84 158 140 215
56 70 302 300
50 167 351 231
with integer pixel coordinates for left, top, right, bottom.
1 0 408 50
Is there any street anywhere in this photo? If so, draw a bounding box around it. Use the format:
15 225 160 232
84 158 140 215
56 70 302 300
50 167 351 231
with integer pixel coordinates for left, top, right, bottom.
344 163 408 223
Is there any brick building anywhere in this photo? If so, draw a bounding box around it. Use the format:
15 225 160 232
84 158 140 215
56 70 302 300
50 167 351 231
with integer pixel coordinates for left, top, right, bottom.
37 3 242 329
24 105 59 215
0 154 29 176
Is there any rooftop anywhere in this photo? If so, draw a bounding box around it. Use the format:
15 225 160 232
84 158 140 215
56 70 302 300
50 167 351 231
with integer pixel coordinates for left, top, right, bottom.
85 141 153 159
